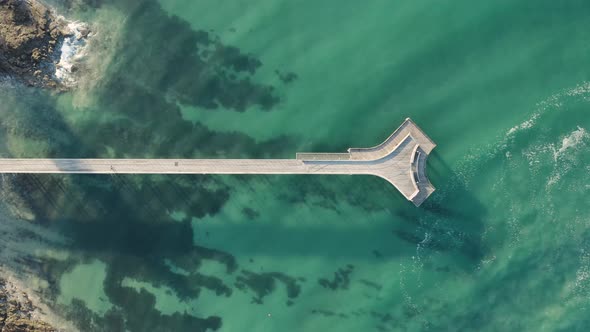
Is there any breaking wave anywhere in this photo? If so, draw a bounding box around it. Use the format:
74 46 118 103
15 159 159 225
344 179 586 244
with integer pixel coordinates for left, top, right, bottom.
553 126 589 161
55 21 91 87
506 81 590 138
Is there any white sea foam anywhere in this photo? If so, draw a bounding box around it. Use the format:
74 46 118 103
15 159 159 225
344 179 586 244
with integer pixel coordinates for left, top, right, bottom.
507 113 539 136
55 21 91 86
506 82 590 138
68 7 126 107
505 94 558 138
573 248 590 296
553 126 589 161
565 81 590 97
498 82 590 188
545 127 589 187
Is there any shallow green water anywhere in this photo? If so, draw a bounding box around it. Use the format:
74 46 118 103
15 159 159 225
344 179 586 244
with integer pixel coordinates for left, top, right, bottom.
1 0 590 331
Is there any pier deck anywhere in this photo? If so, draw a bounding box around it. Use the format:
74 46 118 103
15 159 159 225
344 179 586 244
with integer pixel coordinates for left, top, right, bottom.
0 118 436 206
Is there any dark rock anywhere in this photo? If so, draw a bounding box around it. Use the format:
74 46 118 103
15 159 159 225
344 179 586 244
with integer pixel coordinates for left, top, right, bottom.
0 278 57 331
0 0 68 89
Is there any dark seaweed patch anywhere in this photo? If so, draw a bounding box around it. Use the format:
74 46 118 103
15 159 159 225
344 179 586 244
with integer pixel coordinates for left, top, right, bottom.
317 264 354 291
103 1 280 112
241 207 260 220
235 270 302 305
275 70 298 84
104 284 222 332
358 279 382 291
372 249 383 258
0 0 298 330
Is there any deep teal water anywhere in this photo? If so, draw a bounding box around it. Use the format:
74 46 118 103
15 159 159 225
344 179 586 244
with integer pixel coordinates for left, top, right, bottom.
1 0 590 331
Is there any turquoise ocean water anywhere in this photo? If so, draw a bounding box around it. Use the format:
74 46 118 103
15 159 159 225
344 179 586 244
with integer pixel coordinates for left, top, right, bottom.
1 0 590 331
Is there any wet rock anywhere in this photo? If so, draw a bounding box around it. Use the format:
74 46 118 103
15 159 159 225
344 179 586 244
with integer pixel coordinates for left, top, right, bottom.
31 48 42 62
0 0 73 89
0 278 57 332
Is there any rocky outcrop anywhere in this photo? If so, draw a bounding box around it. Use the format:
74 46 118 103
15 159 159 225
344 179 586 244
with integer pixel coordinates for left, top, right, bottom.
0 0 71 89
0 278 56 332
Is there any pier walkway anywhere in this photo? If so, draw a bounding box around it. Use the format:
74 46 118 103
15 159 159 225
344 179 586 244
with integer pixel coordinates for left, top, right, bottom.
0 118 436 206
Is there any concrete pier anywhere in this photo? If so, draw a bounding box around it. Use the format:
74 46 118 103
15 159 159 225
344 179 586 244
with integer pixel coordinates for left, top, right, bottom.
0 118 436 206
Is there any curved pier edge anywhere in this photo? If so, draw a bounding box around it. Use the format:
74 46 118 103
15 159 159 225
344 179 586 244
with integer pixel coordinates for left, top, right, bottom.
375 142 435 207
296 118 437 206
0 119 437 207
368 118 436 206
409 146 436 207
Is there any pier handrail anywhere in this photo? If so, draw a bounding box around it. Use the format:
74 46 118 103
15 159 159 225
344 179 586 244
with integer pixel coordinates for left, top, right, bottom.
0 118 437 206
408 144 421 199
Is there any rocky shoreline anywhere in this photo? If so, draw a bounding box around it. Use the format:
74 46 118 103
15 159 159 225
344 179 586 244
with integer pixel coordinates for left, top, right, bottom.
0 278 56 332
0 0 88 89
1 1 82 329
